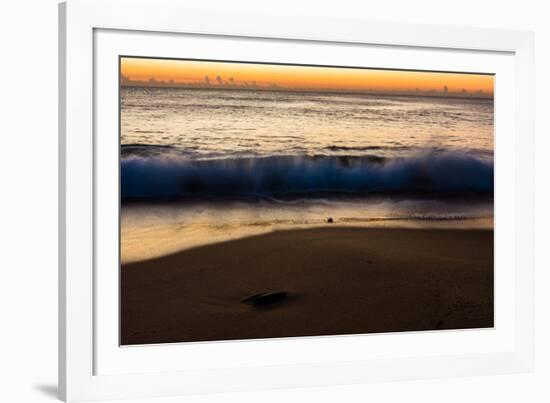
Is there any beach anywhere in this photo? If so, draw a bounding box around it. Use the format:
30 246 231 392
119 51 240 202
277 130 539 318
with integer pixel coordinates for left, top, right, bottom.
121 227 493 345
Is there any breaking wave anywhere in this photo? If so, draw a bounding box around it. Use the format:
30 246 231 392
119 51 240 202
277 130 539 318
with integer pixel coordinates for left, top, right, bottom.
121 151 493 201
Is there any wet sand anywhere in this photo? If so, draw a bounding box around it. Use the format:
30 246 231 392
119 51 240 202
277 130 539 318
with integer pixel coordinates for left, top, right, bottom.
121 227 493 345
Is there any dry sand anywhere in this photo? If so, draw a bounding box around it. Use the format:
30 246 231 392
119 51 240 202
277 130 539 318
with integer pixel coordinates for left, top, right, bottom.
121 227 493 345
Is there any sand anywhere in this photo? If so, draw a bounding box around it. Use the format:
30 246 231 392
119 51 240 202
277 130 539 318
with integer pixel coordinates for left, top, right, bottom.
121 227 493 345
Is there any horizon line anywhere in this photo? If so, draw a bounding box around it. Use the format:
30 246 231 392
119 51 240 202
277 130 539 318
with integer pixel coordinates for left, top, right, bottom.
120 79 494 100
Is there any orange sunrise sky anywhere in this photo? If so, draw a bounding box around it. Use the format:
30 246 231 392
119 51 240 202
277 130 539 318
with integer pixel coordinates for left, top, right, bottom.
120 57 494 97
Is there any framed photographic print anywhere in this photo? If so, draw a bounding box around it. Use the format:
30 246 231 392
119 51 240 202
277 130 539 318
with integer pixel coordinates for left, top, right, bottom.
59 0 534 401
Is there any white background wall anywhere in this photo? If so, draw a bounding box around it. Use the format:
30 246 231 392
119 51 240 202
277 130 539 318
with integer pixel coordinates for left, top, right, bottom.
0 0 547 402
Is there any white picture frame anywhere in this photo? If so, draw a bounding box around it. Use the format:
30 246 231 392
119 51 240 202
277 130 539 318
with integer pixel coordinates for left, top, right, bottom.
59 0 534 401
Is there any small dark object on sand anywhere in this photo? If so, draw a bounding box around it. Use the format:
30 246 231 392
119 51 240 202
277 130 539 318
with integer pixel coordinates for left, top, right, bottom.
327 217 334 223
242 291 288 307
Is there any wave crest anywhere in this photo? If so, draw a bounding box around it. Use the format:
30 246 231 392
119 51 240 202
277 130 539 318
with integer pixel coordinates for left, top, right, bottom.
121 152 493 201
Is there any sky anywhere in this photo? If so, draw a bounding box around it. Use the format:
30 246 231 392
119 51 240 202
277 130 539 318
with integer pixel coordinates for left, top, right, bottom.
120 57 494 97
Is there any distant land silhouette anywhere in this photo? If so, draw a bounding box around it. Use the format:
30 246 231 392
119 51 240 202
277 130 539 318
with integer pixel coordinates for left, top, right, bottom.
120 73 493 99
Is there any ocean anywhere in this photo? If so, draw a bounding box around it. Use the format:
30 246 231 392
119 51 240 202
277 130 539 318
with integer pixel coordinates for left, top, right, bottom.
120 87 494 263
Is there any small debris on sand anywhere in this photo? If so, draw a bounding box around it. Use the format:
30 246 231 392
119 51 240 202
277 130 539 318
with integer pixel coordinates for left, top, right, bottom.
327 217 334 223
242 291 288 307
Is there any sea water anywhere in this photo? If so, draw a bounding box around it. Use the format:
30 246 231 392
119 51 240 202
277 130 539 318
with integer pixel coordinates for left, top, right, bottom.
121 87 493 263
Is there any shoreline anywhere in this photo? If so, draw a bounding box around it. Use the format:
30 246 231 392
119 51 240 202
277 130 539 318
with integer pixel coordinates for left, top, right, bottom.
121 217 493 265
122 227 494 345
121 197 493 264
